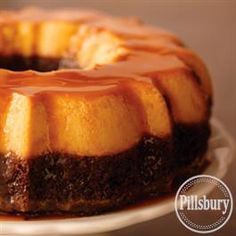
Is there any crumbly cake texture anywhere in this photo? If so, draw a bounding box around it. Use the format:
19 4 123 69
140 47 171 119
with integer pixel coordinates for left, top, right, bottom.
0 8 212 216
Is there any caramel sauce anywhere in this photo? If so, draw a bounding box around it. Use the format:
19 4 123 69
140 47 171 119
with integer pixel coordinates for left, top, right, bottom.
0 51 186 96
0 193 174 221
0 214 25 221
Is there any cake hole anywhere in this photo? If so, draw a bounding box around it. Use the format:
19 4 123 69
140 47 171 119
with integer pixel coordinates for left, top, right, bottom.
0 27 127 72
0 55 79 72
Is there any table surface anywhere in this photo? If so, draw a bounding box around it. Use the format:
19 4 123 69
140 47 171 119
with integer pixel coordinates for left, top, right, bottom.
0 1 235 235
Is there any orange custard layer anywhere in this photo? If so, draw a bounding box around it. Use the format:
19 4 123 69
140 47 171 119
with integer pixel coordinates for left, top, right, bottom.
0 8 212 159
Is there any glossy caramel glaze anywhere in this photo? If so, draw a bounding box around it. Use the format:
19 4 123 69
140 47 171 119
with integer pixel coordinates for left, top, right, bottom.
0 8 212 158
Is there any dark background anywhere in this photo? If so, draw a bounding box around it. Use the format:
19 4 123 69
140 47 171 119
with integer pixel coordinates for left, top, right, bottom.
0 1 235 235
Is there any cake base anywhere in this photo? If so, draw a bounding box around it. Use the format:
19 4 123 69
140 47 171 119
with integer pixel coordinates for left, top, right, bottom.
0 122 210 216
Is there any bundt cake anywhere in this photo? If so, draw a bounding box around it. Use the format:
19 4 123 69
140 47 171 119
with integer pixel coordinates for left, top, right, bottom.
0 8 212 216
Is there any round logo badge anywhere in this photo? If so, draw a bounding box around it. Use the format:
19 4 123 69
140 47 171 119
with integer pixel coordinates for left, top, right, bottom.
175 175 233 234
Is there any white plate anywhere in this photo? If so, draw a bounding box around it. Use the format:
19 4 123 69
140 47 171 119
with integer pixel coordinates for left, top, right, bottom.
0 118 235 236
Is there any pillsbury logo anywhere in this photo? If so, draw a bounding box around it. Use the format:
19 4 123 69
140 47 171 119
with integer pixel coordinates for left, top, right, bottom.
175 175 233 233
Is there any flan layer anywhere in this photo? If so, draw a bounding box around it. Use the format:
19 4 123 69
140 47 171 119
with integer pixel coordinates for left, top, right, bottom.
0 65 209 158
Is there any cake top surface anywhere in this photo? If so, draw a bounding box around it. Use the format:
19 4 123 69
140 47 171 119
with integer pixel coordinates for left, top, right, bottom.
0 8 211 96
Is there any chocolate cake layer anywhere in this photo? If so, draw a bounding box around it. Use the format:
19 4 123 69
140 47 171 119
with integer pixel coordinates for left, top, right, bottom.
0 122 210 216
